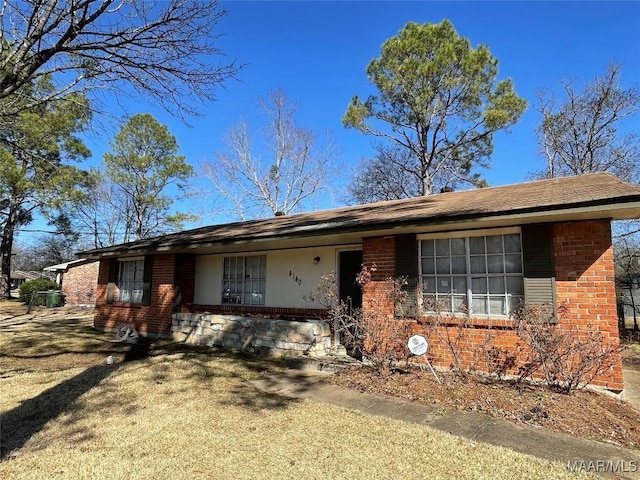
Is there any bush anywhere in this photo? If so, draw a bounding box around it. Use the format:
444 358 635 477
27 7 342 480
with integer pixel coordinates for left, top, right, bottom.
306 265 412 375
18 278 59 304
511 303 622 392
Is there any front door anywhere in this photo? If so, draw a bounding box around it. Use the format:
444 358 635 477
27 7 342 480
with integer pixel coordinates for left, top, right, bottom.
339 250 363 311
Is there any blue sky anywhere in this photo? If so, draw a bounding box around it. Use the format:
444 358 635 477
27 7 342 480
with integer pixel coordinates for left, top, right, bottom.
16 0 640 245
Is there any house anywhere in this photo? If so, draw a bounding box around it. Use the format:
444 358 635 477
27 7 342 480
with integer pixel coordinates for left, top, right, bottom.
79 173 640 392
43 259 99 307
9 270 42 289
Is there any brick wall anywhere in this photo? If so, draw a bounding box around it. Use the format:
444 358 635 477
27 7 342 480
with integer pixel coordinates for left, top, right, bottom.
63 261 99 306
362 221 624 392
362 236 396 318
94 255 177 335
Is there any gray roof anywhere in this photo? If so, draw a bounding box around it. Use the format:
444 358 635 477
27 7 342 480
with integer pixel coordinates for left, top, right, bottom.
80 173 640 258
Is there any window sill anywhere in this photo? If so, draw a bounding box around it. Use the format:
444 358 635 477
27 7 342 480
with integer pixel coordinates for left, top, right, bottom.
418 314 516 329
112 302 144 309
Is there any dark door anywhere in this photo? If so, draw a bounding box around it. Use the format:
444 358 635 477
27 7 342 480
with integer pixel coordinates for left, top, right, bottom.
339 250 363 310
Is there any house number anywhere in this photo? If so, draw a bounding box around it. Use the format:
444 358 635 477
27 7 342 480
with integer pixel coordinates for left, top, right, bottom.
289 270 302 286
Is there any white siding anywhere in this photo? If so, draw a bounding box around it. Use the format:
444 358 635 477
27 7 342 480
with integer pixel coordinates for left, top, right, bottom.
194 255 223 305
194 246 340 309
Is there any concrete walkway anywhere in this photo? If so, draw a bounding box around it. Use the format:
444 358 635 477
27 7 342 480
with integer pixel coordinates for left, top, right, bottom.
623 354 640 411
248 369 640 479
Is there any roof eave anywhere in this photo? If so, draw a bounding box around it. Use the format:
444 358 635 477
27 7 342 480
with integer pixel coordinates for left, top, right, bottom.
80 199 640 259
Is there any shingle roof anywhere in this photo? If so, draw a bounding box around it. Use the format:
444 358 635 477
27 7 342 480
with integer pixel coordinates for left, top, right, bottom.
80 173 640 257
43 258 96 272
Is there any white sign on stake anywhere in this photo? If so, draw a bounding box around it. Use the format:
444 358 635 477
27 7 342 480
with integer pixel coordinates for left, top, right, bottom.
407 335 441 384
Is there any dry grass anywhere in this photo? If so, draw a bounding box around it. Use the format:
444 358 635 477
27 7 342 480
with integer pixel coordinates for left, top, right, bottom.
0 304 593 479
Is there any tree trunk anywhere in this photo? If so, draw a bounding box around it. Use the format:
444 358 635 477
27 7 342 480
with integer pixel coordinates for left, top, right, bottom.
0 205 18 299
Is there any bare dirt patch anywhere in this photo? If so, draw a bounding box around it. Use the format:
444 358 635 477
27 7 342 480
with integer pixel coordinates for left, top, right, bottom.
330 363 640 449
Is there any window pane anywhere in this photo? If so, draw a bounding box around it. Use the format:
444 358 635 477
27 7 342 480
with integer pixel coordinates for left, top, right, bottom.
509 295 524 313
452 276 467 294
222 255 266 305
471 296 487 315
506 277 524 295
504 234 521 253
422 277 436 293
470 256 486 274
436 238 450 256
451 238 466 255
421 258 435 274
487 254 504 273
452 295 467 313
132 289 143 304
486 235 503 254
451 256 466 274
489 296 506 316
436 276 451 293
421 240 434 256
469 237 485 254
420 232 523 317
471 276 487 294
505 254 522 273
259 256 266 276
489 277 505 294
118 260 144 304
436 257 450 274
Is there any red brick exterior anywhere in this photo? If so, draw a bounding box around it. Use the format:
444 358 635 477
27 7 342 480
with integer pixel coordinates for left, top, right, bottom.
95 255 192 335
362 236 396 318
363 220 624 391
93 219 624 390
63 261 99 306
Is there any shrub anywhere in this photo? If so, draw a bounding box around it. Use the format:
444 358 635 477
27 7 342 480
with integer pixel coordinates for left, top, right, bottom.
18 278 59 304
511 303 622 392
306 265 412 375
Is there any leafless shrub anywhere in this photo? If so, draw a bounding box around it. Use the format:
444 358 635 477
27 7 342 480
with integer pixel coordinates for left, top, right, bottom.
511 303 622 392
306 265 412 374
419 295 473 375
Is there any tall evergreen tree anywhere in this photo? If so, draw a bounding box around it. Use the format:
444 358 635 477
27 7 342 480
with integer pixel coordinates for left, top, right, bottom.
0 78 91 298
344 20 527 198
72 114 194 246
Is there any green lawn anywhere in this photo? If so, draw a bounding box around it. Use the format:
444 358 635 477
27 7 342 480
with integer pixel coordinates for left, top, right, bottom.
0 305 593 479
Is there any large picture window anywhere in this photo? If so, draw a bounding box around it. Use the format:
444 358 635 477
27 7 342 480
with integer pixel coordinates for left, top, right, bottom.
117 259 144 303
222 255 266 305
420 231 524 316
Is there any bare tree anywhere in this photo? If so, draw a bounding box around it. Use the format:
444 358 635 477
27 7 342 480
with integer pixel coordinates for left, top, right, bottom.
70 173 127 248
0 0 239 117
536 64 640 180
348 144 461 204
202 90 335 220
615 236 640 331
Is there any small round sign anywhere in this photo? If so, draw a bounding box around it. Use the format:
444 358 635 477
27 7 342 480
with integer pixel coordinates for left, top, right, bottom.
407 334 428 356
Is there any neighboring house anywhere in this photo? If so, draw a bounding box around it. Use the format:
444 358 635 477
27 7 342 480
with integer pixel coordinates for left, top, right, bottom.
44 259 99 307
9 270 41 289
79 173 640 392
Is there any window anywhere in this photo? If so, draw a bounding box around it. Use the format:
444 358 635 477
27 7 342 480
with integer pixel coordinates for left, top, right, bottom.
420 231 524 316
117 259 144 303
222 255 266 305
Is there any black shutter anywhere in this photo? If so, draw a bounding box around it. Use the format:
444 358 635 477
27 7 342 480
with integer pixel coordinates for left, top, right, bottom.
395 234 418 318
106 258 118 304
141 255 154 306
522 224 556 320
